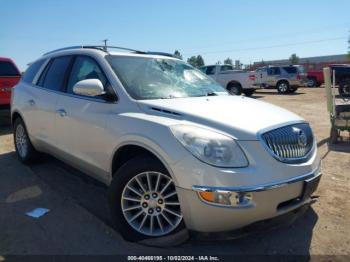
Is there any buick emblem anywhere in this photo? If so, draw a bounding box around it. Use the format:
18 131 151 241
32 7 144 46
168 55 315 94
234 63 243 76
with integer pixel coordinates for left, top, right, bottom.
293 127 307 147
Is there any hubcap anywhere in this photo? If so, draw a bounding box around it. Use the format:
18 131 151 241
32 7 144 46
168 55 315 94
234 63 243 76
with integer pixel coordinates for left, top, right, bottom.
279 83 288 92
229 86 239 95
16 124 28 158
121 172 182 237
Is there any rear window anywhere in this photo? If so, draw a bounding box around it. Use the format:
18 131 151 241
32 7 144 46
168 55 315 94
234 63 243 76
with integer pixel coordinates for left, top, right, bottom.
38 56 72 91
22 59 45 84
283 67 297 74
220 65 233 72
0 61 20 77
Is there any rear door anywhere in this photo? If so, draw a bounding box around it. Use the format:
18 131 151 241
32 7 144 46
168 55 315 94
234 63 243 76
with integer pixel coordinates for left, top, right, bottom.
24 56 73 149
0 60 21 106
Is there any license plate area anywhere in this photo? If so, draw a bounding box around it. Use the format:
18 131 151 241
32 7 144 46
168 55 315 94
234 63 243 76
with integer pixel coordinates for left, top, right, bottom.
301 175 321 200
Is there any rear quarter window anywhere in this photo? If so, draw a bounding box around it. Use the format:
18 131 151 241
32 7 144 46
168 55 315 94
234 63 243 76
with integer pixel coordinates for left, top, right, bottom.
0 61 20 77
38 56 72 91
283 67 297 74
22 59 45 84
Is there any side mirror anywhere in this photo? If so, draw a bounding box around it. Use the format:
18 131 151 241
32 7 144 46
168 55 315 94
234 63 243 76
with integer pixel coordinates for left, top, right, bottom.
73 79 105 97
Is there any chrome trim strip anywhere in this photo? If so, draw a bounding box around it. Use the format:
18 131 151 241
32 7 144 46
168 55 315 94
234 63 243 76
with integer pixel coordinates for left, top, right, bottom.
192 167 321 193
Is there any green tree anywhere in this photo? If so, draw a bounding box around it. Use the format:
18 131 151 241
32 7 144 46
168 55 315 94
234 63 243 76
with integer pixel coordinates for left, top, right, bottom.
196 55 205 67
174 50 183 60
223 57 233 65
289 53 300 65
187 55 205 68
187 56 198 67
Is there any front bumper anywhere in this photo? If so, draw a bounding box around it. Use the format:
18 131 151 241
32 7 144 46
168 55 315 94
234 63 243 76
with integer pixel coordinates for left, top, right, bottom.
176 168 321 233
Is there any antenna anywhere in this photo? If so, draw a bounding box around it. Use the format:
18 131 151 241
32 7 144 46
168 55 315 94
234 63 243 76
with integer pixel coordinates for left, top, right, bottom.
102 39 108 51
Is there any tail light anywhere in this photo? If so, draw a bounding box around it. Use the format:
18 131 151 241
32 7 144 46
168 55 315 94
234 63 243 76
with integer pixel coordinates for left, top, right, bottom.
249 74 256 81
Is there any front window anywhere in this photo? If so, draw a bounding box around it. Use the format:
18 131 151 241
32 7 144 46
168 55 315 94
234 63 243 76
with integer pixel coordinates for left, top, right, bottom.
106 55 227 100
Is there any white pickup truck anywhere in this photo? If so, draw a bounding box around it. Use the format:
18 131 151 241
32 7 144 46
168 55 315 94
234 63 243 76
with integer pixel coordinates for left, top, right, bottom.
199 64 258 96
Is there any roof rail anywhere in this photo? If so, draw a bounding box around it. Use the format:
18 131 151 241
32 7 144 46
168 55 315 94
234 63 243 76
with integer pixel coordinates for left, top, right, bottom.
43 45 146 56
43 45 175 58
146 51 174 58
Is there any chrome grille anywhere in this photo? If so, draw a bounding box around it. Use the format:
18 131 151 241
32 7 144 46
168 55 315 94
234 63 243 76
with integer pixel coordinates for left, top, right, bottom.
261 123 314 163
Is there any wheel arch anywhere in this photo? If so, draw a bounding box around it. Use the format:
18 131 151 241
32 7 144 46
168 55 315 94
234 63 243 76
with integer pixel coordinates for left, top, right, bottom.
11 110 25 127
276 79 289 87
110 140 178 185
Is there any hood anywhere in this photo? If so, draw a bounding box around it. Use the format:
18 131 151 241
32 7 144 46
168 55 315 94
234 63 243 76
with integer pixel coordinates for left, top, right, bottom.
137 95 304 140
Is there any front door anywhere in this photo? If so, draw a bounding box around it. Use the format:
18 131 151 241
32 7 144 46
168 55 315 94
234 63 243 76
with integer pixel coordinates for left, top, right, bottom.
54 55 114 179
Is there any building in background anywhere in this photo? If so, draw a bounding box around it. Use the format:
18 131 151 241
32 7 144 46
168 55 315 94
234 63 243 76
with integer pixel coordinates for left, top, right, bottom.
251 54 349 71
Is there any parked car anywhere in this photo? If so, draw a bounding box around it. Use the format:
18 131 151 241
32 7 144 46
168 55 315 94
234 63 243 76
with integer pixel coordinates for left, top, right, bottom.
199 64 258 96
306 70 324 87
254 65 303 94
0 57 21 109
11 46 321 243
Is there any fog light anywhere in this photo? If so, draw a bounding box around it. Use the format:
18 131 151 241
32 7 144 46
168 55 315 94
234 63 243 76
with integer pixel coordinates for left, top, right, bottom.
198 190 253 207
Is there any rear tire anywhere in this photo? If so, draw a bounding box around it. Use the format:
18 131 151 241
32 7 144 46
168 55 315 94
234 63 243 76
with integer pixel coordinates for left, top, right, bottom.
227 82 242 95
307 78 317 87
13 118 38 164
277 81 290 94
108 155 185 242
243 89 255 97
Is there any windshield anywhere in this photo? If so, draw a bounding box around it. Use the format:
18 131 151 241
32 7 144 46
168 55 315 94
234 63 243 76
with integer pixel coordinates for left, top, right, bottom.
106 55 227 100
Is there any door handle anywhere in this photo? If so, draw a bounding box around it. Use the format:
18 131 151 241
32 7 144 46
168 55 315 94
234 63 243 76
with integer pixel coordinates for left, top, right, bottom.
56 109 67 117
28 99 35 106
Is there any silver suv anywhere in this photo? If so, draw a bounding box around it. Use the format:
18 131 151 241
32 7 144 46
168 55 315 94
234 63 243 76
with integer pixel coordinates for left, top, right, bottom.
11 46 321 243
255 66 303 94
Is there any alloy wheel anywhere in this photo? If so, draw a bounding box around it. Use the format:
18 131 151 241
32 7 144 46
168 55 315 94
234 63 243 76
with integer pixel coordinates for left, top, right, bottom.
15 124 28 158
121 171 182 237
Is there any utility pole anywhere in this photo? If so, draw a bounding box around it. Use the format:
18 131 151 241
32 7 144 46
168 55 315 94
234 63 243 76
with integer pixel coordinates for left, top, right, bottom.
102 39 108 51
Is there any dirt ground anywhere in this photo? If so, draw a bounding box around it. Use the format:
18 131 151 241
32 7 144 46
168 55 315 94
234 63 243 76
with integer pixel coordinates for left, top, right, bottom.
0 87 349 257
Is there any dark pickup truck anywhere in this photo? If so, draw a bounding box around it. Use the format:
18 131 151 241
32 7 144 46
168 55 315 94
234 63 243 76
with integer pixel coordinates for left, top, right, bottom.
331 64 350 97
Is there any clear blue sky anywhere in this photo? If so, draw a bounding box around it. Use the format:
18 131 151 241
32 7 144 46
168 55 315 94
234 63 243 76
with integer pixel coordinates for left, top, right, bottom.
1 0 349 70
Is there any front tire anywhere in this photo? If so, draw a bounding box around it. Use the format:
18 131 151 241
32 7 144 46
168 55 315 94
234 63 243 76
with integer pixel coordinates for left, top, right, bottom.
277 81 290 94
108 155 184 242
13 118 38 164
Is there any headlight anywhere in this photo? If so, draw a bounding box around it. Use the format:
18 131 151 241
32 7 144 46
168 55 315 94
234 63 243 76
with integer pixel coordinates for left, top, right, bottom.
170 125 248 167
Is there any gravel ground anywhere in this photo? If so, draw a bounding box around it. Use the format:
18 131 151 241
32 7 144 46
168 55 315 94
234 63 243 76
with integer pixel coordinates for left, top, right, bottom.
0 87 349 258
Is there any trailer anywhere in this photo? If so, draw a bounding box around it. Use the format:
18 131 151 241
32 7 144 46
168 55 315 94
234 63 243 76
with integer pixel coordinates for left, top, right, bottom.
323 67 350 143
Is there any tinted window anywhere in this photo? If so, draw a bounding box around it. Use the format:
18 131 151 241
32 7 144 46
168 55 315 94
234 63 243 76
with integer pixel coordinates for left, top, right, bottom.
22 60 45 84
268 67 281 75
283 66 297 74
0 61 20 77
39 56 72 91
205 66 216 75
67 56 107 94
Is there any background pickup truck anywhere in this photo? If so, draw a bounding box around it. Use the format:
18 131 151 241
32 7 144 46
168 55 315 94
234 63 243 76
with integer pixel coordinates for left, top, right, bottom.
199 64 258 96
307 70 324 87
